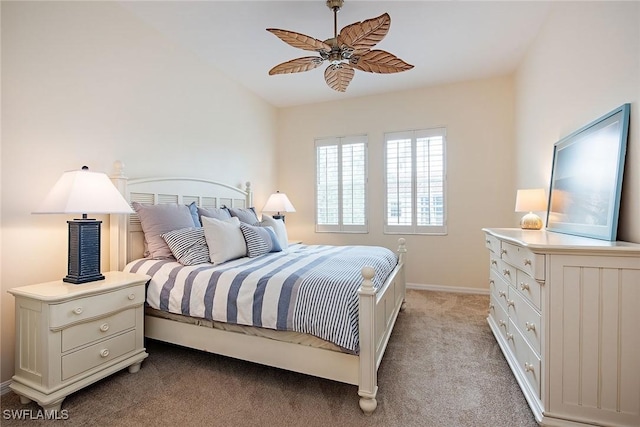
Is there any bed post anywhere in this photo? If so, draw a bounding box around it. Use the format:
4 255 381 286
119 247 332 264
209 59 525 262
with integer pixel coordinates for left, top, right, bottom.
358 266 377 414
109 160 129 272
397 238 407 311
245 181 252 207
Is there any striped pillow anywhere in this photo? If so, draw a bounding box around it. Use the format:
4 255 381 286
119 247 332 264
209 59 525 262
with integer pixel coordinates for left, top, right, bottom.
240 223 273 257
161 227 210 265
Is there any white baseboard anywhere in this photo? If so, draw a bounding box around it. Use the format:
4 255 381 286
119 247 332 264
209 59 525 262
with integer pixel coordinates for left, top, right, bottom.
406 282 489 295
1 379 12 395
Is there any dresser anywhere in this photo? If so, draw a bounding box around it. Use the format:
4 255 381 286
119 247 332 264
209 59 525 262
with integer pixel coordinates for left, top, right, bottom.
483 228 640 427
8 271 149 412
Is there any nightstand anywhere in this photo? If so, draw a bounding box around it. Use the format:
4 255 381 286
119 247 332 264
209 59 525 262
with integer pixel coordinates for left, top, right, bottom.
8 271 149 412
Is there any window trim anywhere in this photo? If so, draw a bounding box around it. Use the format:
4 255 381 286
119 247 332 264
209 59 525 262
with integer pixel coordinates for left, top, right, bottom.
383 128 447 235
315 135 368 234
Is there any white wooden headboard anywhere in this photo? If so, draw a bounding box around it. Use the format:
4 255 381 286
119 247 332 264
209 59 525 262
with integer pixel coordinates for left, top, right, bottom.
109 161 252 271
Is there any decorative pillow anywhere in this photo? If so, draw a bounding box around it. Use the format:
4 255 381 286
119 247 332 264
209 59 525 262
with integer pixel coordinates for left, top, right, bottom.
239 223 282 257
260 214 289 250
161 227 210 266
187 202 201 227
228 207 260 226
201 216 246 264
198 206 231 222
132 202 197 259
263 227 283 252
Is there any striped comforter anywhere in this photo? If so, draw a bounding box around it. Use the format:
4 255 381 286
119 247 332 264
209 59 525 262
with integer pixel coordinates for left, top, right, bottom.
125 245 398 353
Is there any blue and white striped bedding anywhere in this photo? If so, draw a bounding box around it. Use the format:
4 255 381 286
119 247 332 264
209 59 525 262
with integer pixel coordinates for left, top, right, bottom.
125 245 397 353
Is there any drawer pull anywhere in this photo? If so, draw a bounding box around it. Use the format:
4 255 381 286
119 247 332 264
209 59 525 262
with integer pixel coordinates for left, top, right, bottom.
100 323 110 332
489 279 495 286
100 349 110 358
507 300 515 308
489 303 495 310
524 362 534 373
500 249 507 255
128 293 136 301
523 259 532 266
486 239 491 244
498 290 506 298
491 259 498 266
498 320 506 328
506 333 514 340
525 322 536 332
73 307 84 315
519 282 530 291
502 269 511 276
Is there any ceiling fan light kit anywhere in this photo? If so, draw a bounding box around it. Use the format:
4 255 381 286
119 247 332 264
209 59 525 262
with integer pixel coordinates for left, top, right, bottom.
267 0 414 92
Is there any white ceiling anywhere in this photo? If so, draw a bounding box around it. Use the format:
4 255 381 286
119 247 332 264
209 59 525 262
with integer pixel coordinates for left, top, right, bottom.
119 1 553 108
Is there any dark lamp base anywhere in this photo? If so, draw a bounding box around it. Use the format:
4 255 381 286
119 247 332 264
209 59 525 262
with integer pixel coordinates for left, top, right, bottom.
65 219 105 285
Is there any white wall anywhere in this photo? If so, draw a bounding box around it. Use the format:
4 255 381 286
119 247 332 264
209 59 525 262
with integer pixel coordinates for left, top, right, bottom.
1 2 278 384
277 76 516 289
515 1 640 243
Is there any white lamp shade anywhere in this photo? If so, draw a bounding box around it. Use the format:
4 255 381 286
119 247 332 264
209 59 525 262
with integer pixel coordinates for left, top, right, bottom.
515 188 547 212
33 168 133 214
262 191 296 213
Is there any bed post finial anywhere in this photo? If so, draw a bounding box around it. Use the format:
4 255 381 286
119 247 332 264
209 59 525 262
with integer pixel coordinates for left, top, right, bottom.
245 181 252 207
110 160 129 272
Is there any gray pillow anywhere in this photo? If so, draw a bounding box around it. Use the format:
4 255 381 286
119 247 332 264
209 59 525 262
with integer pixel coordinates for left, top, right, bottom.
228 207 259 226
197 206 231 221
132 202 197 259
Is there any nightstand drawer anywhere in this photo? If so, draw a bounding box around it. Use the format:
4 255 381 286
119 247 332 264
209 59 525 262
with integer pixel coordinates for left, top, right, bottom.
61 308 136 352
50 286 145 329
61 330 136 381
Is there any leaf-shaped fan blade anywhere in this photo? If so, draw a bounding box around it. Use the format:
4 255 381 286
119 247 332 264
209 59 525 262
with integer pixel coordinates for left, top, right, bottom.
269 57 325 75
324 64 355 92
350 50 414 74
266 29 331 53
338 13 390 55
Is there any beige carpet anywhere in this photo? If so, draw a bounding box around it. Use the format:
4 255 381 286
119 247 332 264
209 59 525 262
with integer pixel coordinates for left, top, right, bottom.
1 290 538 426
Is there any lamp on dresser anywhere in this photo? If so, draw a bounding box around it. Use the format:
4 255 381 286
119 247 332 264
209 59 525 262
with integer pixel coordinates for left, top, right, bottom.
515 188 546 230
262 191 296 222
33 166 133 284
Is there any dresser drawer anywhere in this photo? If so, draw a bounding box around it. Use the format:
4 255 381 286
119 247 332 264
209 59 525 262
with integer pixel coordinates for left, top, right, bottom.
497 258 515 286
50 286 144 329
61 330 136 381
501 242 545 281
508 288 541 356
508 319 541 399
61 308 136 352
490 295 509 341
489 253 500 274
484 233 500 254
515 269 542 311
490 269 509 313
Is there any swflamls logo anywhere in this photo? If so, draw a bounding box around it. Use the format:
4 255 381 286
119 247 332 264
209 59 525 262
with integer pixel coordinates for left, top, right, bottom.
3 409 70 420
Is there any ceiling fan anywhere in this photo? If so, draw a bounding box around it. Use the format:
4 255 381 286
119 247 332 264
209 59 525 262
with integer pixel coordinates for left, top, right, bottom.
267 0 414 92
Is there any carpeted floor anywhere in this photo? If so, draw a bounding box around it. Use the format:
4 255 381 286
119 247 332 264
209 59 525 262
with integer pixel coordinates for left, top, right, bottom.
1 290 538 426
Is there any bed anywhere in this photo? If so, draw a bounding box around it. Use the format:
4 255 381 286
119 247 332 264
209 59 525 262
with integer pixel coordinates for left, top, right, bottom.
108 161 407 414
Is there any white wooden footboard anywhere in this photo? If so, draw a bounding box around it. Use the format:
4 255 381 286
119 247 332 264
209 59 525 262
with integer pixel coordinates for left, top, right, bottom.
358 238 407 414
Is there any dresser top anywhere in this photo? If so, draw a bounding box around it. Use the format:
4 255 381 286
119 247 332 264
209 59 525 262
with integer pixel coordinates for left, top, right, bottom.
7 271 149 302
483 228 640 254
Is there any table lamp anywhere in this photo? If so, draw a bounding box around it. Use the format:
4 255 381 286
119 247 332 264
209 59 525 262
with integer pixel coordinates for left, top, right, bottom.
33 166 134 284
262 191 296 222
515 188 547 230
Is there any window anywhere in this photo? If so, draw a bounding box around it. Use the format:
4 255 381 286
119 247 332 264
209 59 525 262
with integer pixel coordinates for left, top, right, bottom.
315 135 367 233
384 128 446 234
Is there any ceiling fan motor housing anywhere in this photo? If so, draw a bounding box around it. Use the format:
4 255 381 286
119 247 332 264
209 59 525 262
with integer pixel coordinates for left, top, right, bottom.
326 0 344 11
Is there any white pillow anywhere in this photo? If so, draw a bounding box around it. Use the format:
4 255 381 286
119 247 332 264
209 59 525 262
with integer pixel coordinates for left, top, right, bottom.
201 216 246 264
260 214 288 250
